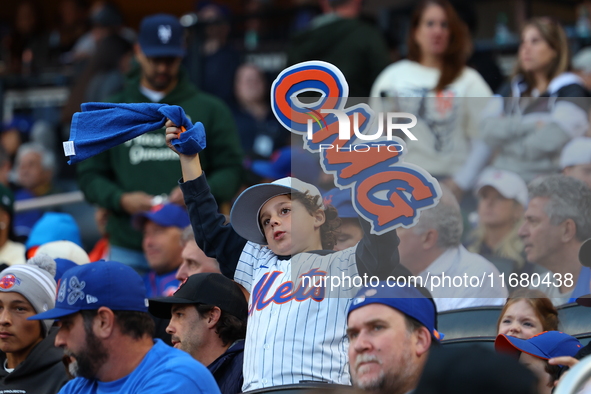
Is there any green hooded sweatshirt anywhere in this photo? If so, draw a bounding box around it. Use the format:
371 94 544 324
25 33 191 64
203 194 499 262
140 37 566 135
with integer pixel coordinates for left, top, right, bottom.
77 68 243 251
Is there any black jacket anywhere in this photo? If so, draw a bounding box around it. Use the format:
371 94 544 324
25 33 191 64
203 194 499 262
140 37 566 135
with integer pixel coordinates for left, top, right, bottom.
0 328 70 394
208 340 245 394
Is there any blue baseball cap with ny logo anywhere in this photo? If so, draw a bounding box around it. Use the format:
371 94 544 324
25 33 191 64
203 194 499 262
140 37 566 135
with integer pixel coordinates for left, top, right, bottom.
28 260 149 321
138 14 186 58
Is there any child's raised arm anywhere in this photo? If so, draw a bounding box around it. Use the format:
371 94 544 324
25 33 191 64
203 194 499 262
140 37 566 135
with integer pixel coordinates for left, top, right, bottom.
165 119 203 182
165 118 248 280
355 218 411 280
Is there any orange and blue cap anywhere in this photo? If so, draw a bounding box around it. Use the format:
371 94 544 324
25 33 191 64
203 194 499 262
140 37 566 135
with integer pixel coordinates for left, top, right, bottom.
495 331 582 360
323 187 357 218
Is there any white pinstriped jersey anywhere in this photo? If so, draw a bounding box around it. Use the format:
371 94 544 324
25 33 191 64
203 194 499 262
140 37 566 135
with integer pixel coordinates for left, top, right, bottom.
234 241 359 391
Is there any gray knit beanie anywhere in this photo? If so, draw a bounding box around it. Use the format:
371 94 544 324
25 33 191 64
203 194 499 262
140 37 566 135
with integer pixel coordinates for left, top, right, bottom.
0 253 57 336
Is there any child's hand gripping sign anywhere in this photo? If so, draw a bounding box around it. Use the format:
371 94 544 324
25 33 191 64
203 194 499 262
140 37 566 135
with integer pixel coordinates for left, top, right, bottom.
271 61 442 234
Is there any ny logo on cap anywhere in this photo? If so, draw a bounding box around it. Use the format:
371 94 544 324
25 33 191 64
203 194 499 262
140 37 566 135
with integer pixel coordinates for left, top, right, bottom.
158 25 172 44
66 276 86 305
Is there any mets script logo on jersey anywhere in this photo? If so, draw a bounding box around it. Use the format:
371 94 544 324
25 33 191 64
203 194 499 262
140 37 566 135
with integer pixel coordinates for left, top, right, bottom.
249 269 327 315
0 274 20 290
271 61 441 234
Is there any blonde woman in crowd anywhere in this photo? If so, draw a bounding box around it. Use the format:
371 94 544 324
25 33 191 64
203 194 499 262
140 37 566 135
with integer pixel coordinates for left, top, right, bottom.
466 168 527 273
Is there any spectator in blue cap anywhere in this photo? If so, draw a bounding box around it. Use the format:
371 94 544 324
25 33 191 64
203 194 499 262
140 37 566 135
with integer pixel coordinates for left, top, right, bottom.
323 187 362 251
496 331 582 394
347 284 440 394
134 203 190 297
76 12 243 275
28 260 221 394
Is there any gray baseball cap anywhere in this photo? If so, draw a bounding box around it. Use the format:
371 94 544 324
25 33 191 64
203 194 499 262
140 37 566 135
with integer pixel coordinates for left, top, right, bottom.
229 177 324 245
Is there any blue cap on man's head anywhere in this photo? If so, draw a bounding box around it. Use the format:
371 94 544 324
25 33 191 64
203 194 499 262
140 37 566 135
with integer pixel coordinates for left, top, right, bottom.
348 283 442 341
28 260 149 321
250 147 292 181
323 188 357 218
138 14 185 57
53 258 78 281
133 203 190 230
495 331 582 360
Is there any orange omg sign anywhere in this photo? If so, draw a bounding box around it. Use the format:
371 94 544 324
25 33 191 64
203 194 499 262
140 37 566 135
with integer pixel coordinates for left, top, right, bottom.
271 61 441 234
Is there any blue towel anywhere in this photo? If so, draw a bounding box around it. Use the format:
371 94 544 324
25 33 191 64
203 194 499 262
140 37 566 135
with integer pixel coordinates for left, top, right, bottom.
65 102 207 164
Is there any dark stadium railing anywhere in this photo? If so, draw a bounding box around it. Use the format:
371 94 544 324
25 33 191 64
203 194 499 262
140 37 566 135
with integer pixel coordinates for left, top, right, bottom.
243 382 354 393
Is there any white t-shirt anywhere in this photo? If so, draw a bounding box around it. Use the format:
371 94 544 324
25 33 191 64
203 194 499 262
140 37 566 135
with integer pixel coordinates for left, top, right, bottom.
140 85 165 103
370 60 492 178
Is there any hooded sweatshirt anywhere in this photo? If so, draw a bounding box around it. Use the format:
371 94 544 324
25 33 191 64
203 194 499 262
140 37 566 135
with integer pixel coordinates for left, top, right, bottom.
77 67 243 251
0 328 70 394
208 339 244 394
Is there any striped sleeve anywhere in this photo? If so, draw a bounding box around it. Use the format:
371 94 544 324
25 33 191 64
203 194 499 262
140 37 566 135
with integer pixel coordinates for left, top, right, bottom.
234 241 260 293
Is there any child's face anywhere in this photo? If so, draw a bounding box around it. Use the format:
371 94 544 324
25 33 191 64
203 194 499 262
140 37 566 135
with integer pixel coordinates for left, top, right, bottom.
259 194 325 256
498 299 544 339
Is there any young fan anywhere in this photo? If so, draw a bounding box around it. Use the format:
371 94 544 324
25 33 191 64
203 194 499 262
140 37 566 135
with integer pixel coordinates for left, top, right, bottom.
165 120 408 391
0 254 69 393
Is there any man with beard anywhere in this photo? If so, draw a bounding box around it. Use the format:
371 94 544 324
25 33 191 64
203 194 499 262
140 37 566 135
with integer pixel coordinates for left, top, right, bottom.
28 260 220 394
149 272 247 394
77 13 243 275
346 284 439 394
